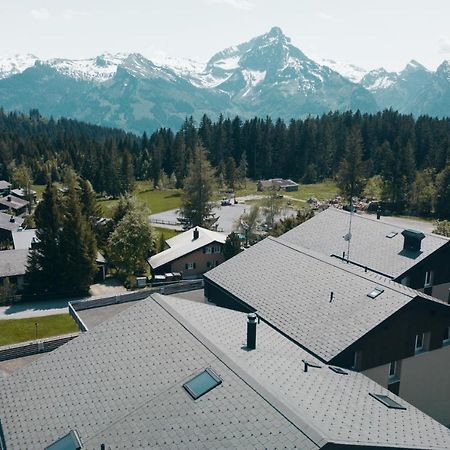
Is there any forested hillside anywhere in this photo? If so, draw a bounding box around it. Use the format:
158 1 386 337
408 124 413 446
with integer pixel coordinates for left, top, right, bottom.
1 108 449 217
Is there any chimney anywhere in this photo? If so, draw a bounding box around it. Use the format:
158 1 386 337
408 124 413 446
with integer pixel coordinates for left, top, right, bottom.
246 313 257 350
401 229 425 252
9 215 15 223
7 195 11 202
376 206 381 220
193 227 199 240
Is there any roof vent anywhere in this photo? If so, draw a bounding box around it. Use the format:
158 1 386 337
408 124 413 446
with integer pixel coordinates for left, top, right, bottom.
368 287 384 299
401 229 425 252
193 227 199 240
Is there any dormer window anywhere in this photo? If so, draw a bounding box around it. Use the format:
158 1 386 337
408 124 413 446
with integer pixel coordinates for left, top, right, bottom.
424 271 433 287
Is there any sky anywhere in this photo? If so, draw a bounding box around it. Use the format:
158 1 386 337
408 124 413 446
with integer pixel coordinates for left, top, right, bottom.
1 0 450 71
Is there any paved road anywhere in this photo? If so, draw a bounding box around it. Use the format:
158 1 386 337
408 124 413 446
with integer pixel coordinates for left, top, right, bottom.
361 212 436 234
150 196 298 235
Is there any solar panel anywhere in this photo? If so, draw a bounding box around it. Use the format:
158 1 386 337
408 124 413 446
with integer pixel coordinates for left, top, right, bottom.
367 287 384 299
369 393 406 410
329 366 348 375
183 368 222 400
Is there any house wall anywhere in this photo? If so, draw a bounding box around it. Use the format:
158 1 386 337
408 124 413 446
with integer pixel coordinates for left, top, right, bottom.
331 297 450 371
397 242 450 303
169 244 225 279
204 278 254 313
362 345 450 426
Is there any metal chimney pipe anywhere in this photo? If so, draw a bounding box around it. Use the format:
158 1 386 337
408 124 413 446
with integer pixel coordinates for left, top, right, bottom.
247 313 257 350
376 207 381 220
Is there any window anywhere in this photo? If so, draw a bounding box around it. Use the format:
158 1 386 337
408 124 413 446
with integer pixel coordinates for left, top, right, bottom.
206 261 212 269
388 361 400 382
367 287 384 299
424 271 433 287
415 333 424 353
185 262 196 270
352 351 362 370
386 231 398 238
369 393 406 410
214 245 222 254
183 368 222 400
443 326 450 345
45 430 83 450
203 246 213 254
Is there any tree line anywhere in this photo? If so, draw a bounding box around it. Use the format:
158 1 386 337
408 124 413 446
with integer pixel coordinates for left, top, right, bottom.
1 108 449 217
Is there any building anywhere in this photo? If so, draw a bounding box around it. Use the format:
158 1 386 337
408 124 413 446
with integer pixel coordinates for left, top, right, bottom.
0 212 24 247
0 248 28 291
11 229 37 250
10 187 37 202
1 293 450 449
0 180 11 197
280 207 450 301
204 236 450 426
257 178 299 192
148 227 226 278
0 195 29 216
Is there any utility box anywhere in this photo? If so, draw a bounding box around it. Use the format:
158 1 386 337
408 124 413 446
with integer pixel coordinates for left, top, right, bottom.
136 277 147 288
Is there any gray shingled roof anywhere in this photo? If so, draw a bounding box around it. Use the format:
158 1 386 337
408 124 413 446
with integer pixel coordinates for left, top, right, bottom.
159 294 450 449
0 249 28 277
204 236 450 362
0 212 24 232
0 298 319 450
0 180 11 190
280 207 449 278
148 226 226 269
0 195 29 211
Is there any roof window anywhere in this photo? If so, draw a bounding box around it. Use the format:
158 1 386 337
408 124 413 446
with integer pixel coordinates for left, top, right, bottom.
369 393 406 410
386 231 398 238
183 368 222 400
329 366 348 375
367 287 384 299
45 430 83 450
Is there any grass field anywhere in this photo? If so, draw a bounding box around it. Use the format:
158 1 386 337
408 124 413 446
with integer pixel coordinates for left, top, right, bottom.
98 181 183 217
154 227 180 241
0 314 79 347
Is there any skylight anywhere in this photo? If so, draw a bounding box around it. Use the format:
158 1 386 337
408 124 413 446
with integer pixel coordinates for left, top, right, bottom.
183 368 222 400
370 393 406 410
367 287 384 299
386 231 398 238
329 366 348 375
45 430 83 450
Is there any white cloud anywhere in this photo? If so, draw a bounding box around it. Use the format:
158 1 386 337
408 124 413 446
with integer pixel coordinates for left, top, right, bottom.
30 8 50 20
205 0 254 11
62 9 89 20
438 38 450 54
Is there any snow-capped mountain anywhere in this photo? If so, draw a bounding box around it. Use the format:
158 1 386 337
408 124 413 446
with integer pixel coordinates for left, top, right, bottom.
0 27 448 133
320 59 369 83
0 54 39 79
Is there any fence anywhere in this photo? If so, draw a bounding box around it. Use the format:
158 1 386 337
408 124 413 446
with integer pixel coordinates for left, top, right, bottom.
160 279 204 295
0 333 78 362
70 290 152 311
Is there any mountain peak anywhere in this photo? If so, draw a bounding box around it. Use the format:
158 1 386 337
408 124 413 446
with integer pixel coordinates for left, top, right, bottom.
263 26 290 44
403 59 428 72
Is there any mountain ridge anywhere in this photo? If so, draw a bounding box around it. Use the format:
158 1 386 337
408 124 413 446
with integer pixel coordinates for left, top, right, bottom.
0 27 449 132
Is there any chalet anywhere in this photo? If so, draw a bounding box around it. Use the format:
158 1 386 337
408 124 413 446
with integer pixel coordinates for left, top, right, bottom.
148 226 226 278
257 178 299 192
281 207 450 302
204 236 450 426
10 187 37 202
0 248 28 291
0 180 11 196
1 293 450 449
0 212 24 246
12 229 37 250
0 195 29 216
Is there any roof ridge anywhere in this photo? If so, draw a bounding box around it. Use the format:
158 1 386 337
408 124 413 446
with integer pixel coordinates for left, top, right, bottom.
271 236 447 304
328 207 448 241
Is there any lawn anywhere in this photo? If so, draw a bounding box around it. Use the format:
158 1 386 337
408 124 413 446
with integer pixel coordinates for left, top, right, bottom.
98 181 183 217
0 314 79 347
154 227 180 241
285 180 339 202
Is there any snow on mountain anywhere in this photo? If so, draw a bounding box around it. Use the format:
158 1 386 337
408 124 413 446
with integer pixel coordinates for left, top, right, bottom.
0 54 39 79
361 68 399 91
320 59 368 83
44 53 128 82
436 60 450 81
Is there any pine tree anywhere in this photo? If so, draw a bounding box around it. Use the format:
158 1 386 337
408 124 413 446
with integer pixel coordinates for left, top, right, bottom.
237 151 248 188
24 183 64 297
223 232 242 260
435 165 450 219
178 145 216 229
60 185 97 295
120 150 135 193
80 178 101 222
336 128 366 202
